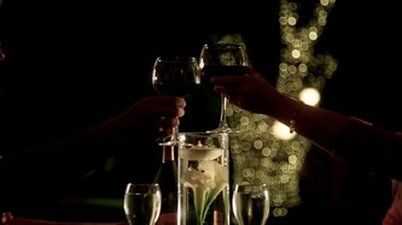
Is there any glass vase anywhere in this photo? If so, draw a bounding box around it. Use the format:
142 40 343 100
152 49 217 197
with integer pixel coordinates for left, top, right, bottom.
177 131 230 225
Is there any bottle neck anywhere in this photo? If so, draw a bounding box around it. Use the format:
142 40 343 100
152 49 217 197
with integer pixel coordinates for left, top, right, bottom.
162 145 175 163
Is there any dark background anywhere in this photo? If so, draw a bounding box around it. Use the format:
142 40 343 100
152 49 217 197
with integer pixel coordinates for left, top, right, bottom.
1 0 400 224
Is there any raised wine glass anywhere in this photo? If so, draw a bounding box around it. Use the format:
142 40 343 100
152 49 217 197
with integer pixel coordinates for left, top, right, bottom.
199 43 249 134
232 183 270 225
124 183 162 225
152 56 201 146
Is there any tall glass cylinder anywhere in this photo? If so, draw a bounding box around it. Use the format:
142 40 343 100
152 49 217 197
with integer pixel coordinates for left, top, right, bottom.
178 132 230 225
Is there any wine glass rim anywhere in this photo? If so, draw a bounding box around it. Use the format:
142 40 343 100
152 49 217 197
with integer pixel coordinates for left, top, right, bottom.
234 183 268 188
178 131 226 138
202 43 244 49
127 182 160 186
156 56 198 63
126 183 160 191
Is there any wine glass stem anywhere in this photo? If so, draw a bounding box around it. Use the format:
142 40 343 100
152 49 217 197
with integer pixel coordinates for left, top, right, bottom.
219 94 229 130
172 124 179 142
159 121 179 146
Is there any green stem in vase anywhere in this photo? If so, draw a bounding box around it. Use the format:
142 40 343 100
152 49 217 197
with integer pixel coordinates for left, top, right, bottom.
184 161 228 225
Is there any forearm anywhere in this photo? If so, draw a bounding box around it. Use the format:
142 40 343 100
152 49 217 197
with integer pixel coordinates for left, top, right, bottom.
334 118 402 180
11 111 149 170
0 129 106 211
1 126 113 181
268 94 402 180
0 123 127 210
268 94 350 151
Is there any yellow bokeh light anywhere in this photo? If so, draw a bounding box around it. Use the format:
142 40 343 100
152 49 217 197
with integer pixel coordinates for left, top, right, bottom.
254 140 264 149
279 63 288 71
262 147 271 157
289 2 297 11
293 39 302 48
272 120 297 140
318 17 327 25
288 155 298 164
309 31 318 40
288 17 297 26
286 33 295 43
240 116 250 125
298 63 308 73
288 65 298 74
225 0 337 216
320 0 329 6
279 16 288 25
291 49 301 58
299 87 321 106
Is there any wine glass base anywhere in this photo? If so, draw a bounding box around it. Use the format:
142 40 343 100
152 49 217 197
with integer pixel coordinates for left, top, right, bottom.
158 140 179 146
206 126 242 135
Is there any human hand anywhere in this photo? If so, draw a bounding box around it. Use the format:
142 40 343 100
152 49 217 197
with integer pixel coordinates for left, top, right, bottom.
211 68 283 116
100 96 186 139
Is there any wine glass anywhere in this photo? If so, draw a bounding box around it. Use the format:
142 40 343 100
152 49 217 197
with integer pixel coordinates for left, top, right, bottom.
124 183 162 225
199 43 249 134
232 183 270 225
152 56 201 146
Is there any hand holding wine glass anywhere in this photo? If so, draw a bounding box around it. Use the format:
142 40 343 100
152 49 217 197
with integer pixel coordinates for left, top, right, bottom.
124 183 162 225
199 43 249 134
152 56 201 145
232 183 270 225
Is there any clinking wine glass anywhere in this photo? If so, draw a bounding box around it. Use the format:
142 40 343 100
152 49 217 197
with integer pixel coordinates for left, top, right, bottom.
152 56 201 146
124 183 162 225
232 183 270 225
199 43 249 134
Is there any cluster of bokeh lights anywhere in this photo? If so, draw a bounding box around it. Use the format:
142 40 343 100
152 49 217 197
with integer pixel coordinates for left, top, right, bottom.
226 0 337 218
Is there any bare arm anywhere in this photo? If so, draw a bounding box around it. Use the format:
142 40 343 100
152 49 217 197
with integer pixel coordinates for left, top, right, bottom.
212 70 402 180
0 96 185 209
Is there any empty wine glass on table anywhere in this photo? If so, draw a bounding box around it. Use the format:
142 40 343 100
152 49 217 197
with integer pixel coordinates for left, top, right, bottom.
152 56 201 146
232 183 270 225
124 183 162 225
199 43 249 134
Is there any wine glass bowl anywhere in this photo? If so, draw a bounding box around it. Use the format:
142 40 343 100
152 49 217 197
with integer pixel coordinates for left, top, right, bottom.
199 43 248 69
232 183 270 225
124 183 162 225
152 56 201 145
199 43 249 134
152 56 201 96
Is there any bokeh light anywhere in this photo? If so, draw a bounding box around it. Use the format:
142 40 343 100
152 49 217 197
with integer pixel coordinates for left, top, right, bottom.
223 0 337 218
299 87 321 106
272 120 297 140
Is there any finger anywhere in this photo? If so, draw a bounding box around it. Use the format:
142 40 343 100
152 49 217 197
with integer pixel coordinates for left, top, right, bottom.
157 117 178 130
171 117 180 127
175 97 186 108
156 96 186 108
161 108 186 118
175 107 185 118
165 127 174 138
156 128 171 140
158 107 185 118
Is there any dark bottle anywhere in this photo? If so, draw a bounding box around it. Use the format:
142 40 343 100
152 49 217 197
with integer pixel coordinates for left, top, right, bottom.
154 144 178 225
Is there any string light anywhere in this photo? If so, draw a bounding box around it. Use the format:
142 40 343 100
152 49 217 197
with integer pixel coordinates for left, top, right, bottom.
223 0 337 218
